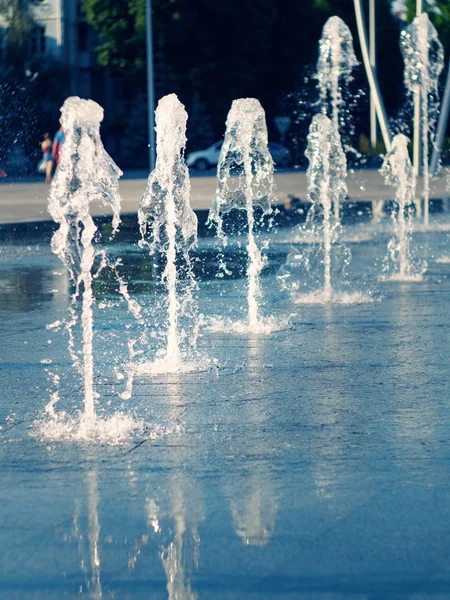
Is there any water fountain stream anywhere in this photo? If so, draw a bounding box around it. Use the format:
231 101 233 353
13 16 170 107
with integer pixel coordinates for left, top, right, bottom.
317 16 358 130
304 114 346 301
138 94 200 374
316 17 358 219
48 96 122 431
208 98 279 333
381 133 425 281
279 114 370 304
400 12 444 226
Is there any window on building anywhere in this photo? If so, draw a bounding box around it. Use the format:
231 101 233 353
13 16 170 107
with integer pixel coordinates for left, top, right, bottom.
31 26 46 55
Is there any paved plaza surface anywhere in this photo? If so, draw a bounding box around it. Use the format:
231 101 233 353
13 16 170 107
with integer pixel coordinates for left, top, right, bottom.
0 168 448 224
1 220 450 598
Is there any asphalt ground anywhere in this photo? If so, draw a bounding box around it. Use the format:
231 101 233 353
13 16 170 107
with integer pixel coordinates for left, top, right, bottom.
0 168 447 224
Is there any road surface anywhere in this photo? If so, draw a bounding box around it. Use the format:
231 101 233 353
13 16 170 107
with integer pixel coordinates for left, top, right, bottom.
0 169 448 225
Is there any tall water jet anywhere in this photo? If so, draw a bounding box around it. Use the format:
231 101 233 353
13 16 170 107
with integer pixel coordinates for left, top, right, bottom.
400 12 444 226
278 115 369 304
138 94 199 373
381 133 424 281
306 114 346 301
48 96 122 430
208 98 276 333
316 17 358 136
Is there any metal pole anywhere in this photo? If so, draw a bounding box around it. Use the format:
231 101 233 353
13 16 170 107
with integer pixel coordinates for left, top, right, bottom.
430 59 450 174
369 0 378 149
353 0 392 151
413 92 421 176
413 0 422 177
145 0 156 171
55 0 62 57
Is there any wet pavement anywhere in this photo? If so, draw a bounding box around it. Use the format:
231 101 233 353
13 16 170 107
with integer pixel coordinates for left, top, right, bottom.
1 216 450 599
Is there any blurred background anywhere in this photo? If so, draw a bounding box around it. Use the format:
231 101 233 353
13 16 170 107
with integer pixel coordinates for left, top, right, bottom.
0 0 448 174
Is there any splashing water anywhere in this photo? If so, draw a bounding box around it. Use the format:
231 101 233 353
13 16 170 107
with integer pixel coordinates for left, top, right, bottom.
316 16 358 162
33 414 177 445
47 96 122 430
208 98 279 333
138 94 201 374
400 13 444 226
304 114 346 301
381 134 425 281
279 115 370 305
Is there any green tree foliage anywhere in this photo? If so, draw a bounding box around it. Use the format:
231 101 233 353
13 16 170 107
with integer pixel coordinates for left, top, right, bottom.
82 0 146 79
82 0 325 133
82 0 423 152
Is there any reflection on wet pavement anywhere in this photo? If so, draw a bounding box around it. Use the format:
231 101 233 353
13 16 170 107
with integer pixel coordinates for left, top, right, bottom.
1 218 450 598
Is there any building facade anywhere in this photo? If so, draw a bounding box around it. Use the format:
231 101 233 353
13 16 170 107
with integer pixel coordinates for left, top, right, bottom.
0 0 115 111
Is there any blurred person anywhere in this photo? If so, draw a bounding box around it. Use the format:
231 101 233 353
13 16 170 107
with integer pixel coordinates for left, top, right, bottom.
41 132 53 183
52 126 65 167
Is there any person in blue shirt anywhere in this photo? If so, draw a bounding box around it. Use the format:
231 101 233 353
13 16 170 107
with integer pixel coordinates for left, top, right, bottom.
52 126 65 166
41 132 52 182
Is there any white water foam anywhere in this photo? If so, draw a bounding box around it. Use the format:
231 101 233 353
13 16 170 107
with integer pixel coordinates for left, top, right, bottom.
32 413 178 445
204 315 292 335
379 272 424 283
292 290 374 305
134 354 216 377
